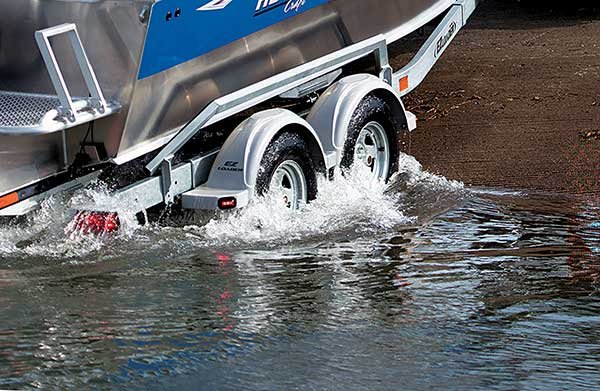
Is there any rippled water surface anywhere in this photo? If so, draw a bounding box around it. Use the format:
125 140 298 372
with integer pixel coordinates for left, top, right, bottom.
0 156 599 390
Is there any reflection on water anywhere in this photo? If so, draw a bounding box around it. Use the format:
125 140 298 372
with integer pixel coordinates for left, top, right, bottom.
0 157 599 390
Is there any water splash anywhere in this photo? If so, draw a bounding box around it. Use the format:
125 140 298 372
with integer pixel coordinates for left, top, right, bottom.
0 182 144 260
195 166 410 247
392 153 464 194
65 182 144 239
0 154 465 258
188 153 464 247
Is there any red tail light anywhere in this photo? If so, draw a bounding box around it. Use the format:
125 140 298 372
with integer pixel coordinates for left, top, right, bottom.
72 211 120 235
218 197 237 210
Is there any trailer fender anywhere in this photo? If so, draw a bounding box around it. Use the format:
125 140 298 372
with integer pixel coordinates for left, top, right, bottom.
306 74 413 166
195 109 328 208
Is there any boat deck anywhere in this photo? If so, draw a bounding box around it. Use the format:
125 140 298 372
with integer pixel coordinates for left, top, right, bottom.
0 91 60 129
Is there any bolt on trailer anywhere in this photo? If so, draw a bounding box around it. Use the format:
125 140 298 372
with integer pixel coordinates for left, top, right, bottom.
0 0 477 231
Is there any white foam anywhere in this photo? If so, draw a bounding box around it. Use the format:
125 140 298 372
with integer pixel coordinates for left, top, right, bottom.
0 181 143 259
0 154 465 257
393 153 464 192
191 154 464 247
66 182 144 239
194 165 412 247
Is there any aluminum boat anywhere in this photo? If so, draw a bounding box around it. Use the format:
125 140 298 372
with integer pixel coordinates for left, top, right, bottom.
0 0 456 198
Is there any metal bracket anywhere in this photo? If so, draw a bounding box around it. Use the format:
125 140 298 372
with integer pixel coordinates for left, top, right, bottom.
374 43 393 84
279 69 342 99
160 155 175 204
68 151 219 215
34 23 108 122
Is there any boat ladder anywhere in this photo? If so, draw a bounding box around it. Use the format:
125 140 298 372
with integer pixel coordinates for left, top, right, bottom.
0 23 119 136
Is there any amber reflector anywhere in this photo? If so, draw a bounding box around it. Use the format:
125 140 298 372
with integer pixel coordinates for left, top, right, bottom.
399 76 409 92
0 192 19 209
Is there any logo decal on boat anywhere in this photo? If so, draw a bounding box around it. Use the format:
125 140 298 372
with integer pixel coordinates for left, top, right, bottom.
284 0 307 13
255 0 307 16
435 21 457 57
197 0 233 11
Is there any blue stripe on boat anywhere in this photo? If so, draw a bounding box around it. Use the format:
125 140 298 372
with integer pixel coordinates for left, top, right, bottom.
139 0 330 79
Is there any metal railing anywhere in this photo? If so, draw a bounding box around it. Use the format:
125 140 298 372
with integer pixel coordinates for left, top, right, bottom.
34 23 108 122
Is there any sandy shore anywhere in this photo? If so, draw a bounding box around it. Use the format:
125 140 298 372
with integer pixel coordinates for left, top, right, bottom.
391 0 600 194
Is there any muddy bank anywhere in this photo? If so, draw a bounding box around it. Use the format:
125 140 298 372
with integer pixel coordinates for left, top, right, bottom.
392 0 600 194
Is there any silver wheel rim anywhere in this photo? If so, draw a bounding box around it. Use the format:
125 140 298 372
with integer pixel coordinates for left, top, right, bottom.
269 160 308 209
353 121 391 180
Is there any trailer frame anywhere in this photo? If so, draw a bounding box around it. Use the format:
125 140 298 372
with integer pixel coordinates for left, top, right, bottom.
0 0 477 218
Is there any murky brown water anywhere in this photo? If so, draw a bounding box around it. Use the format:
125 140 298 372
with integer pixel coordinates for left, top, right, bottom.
0 157 598 390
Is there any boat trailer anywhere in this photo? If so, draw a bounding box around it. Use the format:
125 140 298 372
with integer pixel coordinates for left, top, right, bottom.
0 0 477 226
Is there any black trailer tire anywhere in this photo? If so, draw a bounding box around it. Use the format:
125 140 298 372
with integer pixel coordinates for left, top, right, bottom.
340 94 400 181
255 131 318 209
